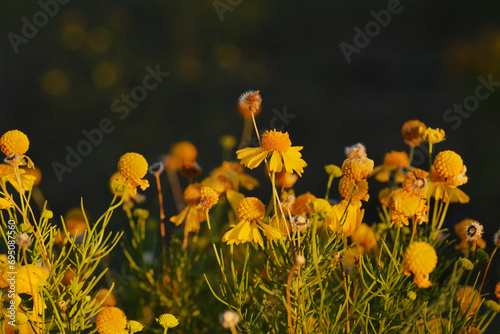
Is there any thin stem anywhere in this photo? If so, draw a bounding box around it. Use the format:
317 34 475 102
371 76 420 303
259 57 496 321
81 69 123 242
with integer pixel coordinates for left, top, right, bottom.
325 174 334 200
339 261 350 333
479 246 497 295
206 211 223 268
154 172 168 272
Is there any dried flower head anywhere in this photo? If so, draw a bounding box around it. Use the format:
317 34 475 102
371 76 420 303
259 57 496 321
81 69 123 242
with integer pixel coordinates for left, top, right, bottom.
282 195 296 211
465 221 483 241
220 310 241 328
403 169 429 195
156 313 179 329
96 307 127 334
345 143 367 158
494 228 500 247
403 242 437 288
15 233 32 249
200 186 219 211
290 215 311 232
402 120 426 147
238 90 262 117
342 157 374 180
179 160 203 179
296 254 306 266
338 177 369 202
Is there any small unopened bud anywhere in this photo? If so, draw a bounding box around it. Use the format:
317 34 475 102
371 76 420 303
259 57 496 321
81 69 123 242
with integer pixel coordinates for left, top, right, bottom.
58 300 67 312
296 255 306 266
325 164 342 177
485 300 500 313
407 291 417 301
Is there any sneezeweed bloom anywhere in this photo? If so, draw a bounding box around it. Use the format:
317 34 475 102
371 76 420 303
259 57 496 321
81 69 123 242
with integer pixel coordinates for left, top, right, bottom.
291 192 316 216
420 126 445 144
433 150 468 187
238 90 262 117
211 161 260 191
164 141 198 170
401 120 426 147
342 156 374 181
109 172 146 211
94 289 117 309
345 143 367 158
403 242 437 288
351 223 378 253
96 307 127 334
429 166 469 203
274 170 298 189
338 177 369 202
465 220 483 242
0 130 34 167
117 152 149 192
156 313 179 330
455 286 481 317
403 169 429 196
454 219 486 251
127 320 145 334
222 197 282 247
0 164 37 193
388 188 427 226
237 129 307 176
329 200 364 236
170 184 206 233
200 186 219 211
372 151 409 183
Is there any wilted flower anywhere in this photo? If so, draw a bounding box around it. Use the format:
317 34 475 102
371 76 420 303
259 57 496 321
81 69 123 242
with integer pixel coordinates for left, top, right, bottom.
465 221 483 242
401 120 426 147
345 143 367 158
238 90 262 117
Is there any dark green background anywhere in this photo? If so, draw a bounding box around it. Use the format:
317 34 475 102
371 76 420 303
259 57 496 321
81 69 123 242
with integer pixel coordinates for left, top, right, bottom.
2 0 500 330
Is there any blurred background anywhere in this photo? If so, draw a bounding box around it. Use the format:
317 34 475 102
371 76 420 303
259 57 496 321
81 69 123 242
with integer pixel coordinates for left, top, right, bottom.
1 0 500 328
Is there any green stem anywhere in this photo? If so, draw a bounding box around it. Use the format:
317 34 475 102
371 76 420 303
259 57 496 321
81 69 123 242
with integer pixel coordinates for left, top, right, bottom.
325 174 334 200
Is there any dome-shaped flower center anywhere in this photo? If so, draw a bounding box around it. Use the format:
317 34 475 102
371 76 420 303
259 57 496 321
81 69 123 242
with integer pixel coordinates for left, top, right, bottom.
403 242 437 276
342 157 374 180
118 153 148 183
96 307 127 334
433 150 463 179
237 197 265 222
200 186 219 211
0 130 30 156
261 130 291 152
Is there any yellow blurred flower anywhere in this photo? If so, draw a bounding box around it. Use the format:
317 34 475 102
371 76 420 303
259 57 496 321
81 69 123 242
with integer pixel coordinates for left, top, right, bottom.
212 161 259 191
328 200 364 236
165 141 198 170
170 184 206 233
237 130 307 176
109 172 146 211
401 120 426 147
372 151 409 183
455 286 481 317
351 223 378 252
222 197 282 247
0 164 36 193
403 242 437 288
291 192 317 216
325 164 343 178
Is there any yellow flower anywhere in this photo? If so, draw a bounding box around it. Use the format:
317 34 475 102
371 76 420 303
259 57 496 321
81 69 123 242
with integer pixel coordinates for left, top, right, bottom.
0 196 13 210
220 134 237 150
403 242 437 288
117 153 149 191
238 90 262 117
328 200 364 236
274 170 298 189
200 186 219 211
170 184 206 233
325 164 343 178
429 166 469 203
455 286 481 317
211 161 259 191
109 172 146 210
401 120 426 147
291 192 317 216
403 169 429 195
222 197 282 247
96 307 128 334
94 289 117 309
420 127 446 144
495 282 500 301
388 188 426 226
338 177 369 202
372 151 409 183
237 130 307 176
127 320 144 334
351 223 378 252
0 164 37 193
0 130 34 167
165 141 198 170
454 219 486 251
433 150 468 187
342 157 374 181
156 313 179 329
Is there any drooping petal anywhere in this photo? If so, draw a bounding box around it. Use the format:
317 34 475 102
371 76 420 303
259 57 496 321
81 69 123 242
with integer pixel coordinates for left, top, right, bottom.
269 151 283 173
258 221 282 242
282 147 307 176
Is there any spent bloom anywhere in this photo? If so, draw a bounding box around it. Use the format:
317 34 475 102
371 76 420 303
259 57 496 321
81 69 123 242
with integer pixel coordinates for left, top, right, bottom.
117 152 150 192
290 215 311 232
95 307 127 334
342 156 374 181
403 242 437 288
220 310 241 329
238 90 262 117
344 143 367 158
401 120 426 147
156 313 179 329
237 129 307 176
222 197 282 247
465 220 483 242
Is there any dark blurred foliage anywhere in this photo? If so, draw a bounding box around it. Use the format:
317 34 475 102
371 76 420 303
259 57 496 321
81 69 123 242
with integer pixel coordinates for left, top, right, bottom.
1 0 500 328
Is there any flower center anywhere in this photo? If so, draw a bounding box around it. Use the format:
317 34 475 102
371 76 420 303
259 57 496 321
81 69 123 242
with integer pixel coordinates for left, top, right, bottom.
237 197 265 222
261 130 291 152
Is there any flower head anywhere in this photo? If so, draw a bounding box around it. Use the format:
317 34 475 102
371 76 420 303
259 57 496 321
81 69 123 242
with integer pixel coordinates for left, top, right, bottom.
342 157 374 181
200 186 219 211
170 184 206 233
96 307 127 334
420 127 446 144
220 310 241 329
403 169 429 195
118 153 149 191
15 233 32 249
403 242 437 288
402 120 426 147
455 286 481 316
433 150 466 182
0 130 33 167
222 197 281 247
338 177 369 202
454 219 486 251
351 223 377 252
164 141 198 170
220 135 237 150
290 215 311 232
344 143 367 158
237 129 307 176
329 200 364 236
325 164 343 178
127 320 144 334
291 192 316 216
94 289 117 309
156 313 179 329
373 151 409 183
274 170 298 188
238 90 262 117
465 220 483 242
